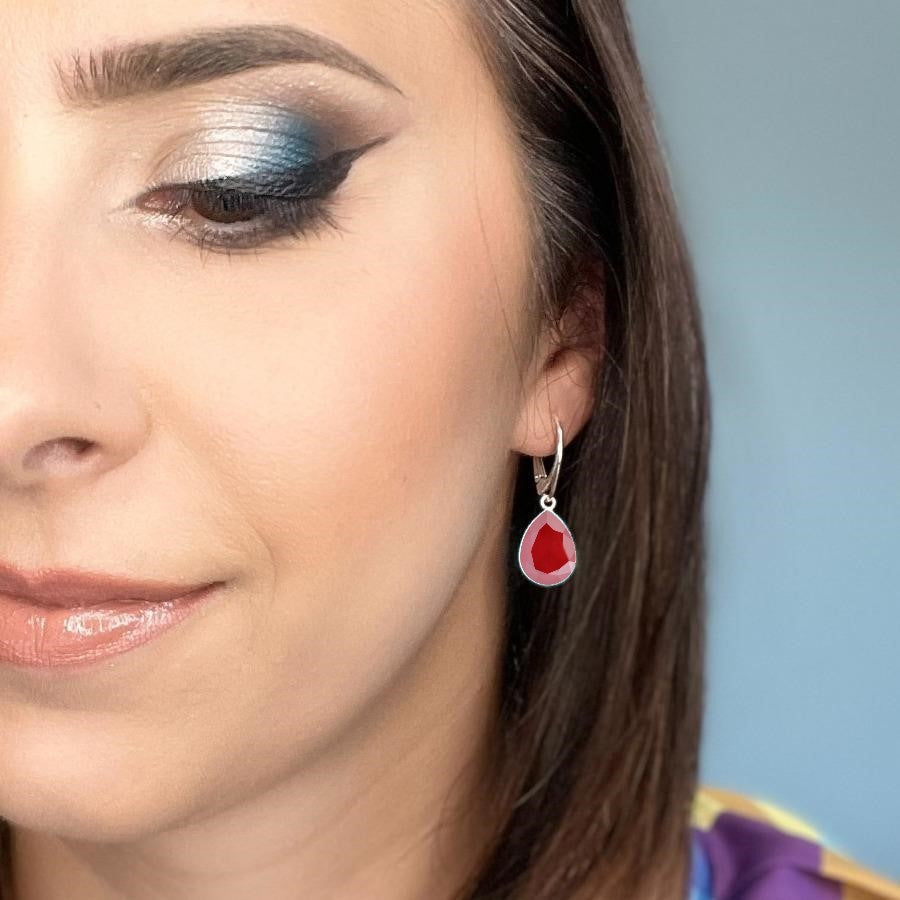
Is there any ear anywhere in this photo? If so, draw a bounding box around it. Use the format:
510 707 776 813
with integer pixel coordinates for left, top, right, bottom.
512 261 606 458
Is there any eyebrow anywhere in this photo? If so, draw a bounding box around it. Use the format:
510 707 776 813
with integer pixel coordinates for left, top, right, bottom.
53 23 404 109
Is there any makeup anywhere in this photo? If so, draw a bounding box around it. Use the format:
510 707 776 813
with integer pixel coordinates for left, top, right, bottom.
152 101 331 183
0 583 223 669
128 98 389 253
99 66 413 255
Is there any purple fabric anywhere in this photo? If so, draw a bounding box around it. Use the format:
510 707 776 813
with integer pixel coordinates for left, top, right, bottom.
693 813 842 899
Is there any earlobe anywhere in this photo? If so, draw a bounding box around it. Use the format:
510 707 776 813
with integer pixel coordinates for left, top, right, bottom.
513 262 606 459
513 345 600 458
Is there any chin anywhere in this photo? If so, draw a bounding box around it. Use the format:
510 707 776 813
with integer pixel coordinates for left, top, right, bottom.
0 779 196 845
0 723 196 843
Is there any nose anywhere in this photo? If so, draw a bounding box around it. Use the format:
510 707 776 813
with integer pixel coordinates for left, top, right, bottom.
0 257 149 492
0 363 147 492
0 73 149 496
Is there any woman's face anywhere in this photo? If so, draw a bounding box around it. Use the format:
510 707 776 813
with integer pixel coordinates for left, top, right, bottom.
0 0 595 846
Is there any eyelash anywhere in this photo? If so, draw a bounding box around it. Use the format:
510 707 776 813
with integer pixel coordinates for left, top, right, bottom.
137 137 385 259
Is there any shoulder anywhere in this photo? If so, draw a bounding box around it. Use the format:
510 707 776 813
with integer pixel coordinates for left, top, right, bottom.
689 784 900 900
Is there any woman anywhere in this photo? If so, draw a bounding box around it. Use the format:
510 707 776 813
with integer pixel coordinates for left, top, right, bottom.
0 2 896 898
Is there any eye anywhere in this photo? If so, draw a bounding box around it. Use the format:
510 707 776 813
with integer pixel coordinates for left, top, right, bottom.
135 137 386 258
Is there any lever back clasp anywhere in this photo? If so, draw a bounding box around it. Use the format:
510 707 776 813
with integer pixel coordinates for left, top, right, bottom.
532 417 564 500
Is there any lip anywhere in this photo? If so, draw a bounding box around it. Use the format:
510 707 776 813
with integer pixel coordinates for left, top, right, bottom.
0 561 225 669
0 560 215 607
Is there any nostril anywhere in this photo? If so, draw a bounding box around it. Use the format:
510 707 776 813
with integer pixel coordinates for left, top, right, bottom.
22 438 96 470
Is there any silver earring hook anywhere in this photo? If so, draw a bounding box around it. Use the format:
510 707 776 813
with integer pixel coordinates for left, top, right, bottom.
532 416 564 500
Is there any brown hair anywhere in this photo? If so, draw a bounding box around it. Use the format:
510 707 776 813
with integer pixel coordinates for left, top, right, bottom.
0 2 709 898
445 2 711 898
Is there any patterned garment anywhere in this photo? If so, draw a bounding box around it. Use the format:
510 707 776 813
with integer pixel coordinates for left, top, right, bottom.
690 786 900 899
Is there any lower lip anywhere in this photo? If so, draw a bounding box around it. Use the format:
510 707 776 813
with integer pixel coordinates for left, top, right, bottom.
0 583 222 669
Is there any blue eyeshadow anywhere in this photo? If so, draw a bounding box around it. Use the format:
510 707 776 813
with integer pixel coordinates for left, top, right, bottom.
239 116 321 173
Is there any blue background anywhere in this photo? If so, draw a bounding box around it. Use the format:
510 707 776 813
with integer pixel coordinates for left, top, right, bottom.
626 0 900 880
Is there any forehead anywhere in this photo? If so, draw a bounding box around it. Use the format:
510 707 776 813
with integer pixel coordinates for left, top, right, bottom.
1 0 489 110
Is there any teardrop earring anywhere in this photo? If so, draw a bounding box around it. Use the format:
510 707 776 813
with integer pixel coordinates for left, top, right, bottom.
517 416 577 587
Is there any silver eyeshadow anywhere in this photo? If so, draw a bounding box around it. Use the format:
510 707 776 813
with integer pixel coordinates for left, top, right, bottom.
151 101 331 184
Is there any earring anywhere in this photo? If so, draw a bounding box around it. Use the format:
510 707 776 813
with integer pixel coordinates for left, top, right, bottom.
517 416 577 587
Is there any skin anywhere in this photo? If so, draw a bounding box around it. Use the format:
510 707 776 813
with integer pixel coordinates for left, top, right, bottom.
0 2 602 898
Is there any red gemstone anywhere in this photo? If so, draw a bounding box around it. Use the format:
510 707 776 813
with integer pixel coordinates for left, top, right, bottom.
518 509 576 587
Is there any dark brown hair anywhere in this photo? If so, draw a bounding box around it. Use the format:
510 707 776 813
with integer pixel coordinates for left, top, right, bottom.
444 2 711 898
0 3 709 898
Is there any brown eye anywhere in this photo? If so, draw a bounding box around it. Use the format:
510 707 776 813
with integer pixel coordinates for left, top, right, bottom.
134 137 388 256
188 187 268 225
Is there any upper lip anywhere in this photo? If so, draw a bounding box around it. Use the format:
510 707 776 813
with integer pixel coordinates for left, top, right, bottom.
0 561 218 607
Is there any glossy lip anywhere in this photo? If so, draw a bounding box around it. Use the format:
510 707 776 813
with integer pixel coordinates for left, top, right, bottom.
0 582 225 669
0 560 216 608
0 561 225 669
